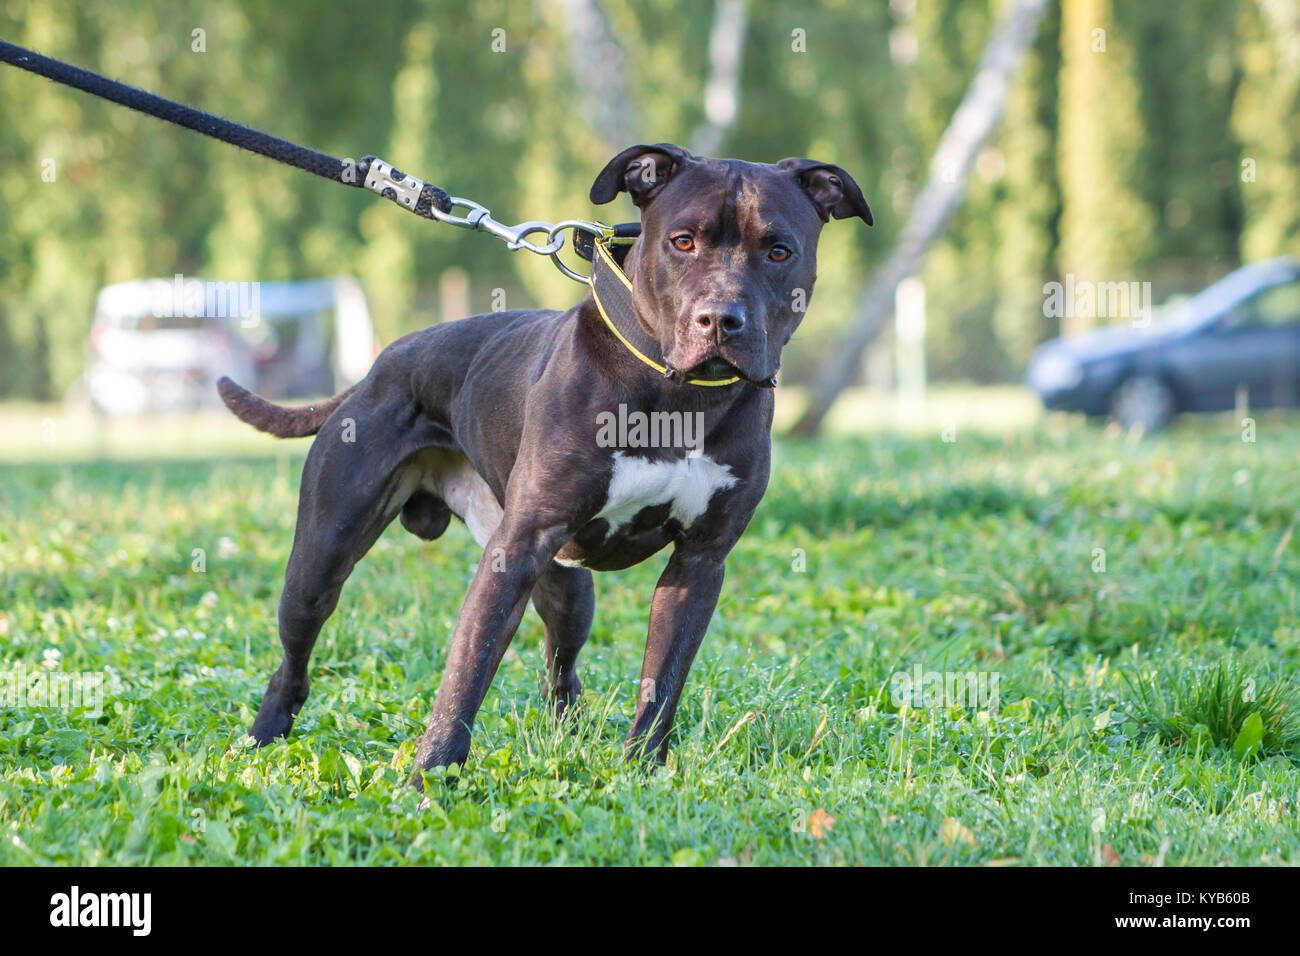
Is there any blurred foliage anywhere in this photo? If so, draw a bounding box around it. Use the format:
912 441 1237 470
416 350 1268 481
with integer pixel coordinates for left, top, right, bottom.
1057 0 1154 328
0 0 1296 399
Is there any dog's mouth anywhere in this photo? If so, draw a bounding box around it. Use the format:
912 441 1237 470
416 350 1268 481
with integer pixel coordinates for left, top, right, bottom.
666 339 773 385
688 356 743 380
666 353 774 386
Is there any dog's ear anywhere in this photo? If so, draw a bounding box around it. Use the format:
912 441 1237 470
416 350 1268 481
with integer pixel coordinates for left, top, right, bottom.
590 143 696 208
778 158 873 226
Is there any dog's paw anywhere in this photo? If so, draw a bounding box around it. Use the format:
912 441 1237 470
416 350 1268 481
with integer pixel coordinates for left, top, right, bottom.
544 672 583 718
409 764 463 795
248 705 296 746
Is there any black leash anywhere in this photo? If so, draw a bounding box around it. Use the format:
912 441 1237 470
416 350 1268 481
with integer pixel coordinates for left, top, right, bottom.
0 38 640 269
0 40 431 204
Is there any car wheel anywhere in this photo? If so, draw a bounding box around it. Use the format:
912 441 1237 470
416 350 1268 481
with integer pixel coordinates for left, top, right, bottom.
1111 374 1176 432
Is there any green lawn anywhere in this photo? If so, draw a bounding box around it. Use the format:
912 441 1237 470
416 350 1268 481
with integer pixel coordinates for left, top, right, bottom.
1 404 1298 865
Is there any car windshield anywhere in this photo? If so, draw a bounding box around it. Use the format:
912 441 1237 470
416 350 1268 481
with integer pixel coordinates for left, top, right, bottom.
1167 260 1300 329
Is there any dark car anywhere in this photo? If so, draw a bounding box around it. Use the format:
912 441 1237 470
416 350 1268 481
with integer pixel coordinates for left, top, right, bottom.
1026 257 1300 430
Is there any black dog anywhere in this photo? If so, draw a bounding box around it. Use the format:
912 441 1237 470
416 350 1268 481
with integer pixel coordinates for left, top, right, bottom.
218 143 871 782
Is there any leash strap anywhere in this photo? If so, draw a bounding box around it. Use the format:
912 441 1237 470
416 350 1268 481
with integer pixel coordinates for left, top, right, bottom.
0 39 454 209
589 237 740 387
0 40 660 270
0 39 614 245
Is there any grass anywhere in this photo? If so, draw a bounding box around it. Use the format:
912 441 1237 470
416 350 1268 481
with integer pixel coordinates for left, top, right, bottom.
1125 657 1300 758
1 398 1298 865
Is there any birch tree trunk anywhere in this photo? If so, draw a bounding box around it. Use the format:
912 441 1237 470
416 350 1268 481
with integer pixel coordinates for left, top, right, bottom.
556 0 635 150
691 0 749 157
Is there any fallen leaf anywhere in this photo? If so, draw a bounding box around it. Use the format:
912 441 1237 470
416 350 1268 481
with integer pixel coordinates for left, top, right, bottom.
808 809 836 839
1102 843 1121 866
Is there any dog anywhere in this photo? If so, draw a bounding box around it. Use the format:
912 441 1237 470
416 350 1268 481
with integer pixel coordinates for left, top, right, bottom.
218 143 871 783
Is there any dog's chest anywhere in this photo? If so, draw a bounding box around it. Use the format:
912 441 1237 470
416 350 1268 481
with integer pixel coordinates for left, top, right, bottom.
556 452 737 569
600 451 737 529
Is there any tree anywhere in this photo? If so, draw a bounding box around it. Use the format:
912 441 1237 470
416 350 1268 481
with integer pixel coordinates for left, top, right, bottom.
790 0 1051 437
690 0 748 156
1054 0 1153 335
1233 0 1300 262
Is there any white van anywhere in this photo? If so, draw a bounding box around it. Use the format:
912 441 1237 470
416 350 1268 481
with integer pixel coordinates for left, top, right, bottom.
84 276 377 416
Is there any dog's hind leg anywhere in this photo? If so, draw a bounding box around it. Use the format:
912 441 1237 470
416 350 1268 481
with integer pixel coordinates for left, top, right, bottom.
531 563 594 716
249 405 451 745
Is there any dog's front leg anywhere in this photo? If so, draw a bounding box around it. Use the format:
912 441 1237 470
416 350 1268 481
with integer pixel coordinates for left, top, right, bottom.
625 548 727 765
412 519 568 786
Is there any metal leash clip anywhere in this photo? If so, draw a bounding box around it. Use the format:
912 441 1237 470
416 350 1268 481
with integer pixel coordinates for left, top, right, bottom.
433 198 565 256
365 156 565 256
363 157 628 280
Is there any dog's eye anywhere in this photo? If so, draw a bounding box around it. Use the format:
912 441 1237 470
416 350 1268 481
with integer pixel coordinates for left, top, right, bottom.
768 245 792 262
671 235 695 252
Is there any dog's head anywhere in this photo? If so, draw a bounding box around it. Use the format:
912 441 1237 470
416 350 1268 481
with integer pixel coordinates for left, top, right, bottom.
590 142 871 385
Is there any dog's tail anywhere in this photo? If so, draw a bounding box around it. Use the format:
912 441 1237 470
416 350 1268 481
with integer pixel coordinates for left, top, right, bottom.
217 376 359 438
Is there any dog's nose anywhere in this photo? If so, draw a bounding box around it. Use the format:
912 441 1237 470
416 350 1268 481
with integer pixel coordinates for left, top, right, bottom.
693 302 747 340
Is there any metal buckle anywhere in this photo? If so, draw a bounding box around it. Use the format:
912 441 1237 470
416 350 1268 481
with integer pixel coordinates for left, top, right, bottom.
363 158 426 211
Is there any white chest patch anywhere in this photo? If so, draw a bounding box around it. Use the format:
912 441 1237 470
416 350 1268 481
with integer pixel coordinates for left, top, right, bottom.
595 451 738 533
